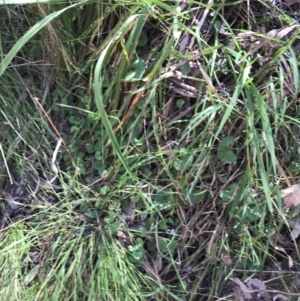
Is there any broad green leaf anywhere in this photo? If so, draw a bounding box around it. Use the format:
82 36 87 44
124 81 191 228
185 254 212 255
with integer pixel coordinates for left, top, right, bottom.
154 191 174 210
183 189 206 205
107 221 121 234
24 265 40 285
219 183 237 203
100 185 111 195
158 219 168 230
128 244 145 262
137 31 148 47
181 61 190 75
124 58 146 82
217 136 237 163
157 238 177 253
244 204 264 223
176 99 185 108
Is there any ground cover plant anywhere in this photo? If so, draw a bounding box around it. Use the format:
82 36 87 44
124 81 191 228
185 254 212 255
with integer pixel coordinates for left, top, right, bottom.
1 0 300 300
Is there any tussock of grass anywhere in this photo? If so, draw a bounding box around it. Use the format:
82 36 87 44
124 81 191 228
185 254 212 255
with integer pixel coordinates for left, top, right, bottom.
1 0 300 300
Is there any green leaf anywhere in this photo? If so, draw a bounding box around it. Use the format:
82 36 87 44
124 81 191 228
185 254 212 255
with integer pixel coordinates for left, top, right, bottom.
158 219 168 230
0 1 86 75
84 209 97 219
70 126 79 132
86 143 94 154
131 195 140 203
183 189 206 205
181 61 190 75
171 49 195 59
104 212 116 223
24 265 40 285
107 221 121 234
173 153 194 171
244 204 264 223
121 199 130 212
94 13 139 178
95 151 102 161
146 240 156 252
219 183 237 203
154 190 174 210
79 165 86 175
157 238 177 253
176 99 185 108
137 226 147 237
100 185 111 195
137 31 148 47
68 115 83 125
217 136 237 163
124 58 146 82
128 244 145 262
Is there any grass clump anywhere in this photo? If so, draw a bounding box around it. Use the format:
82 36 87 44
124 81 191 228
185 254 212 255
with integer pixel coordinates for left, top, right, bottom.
1 0 300 300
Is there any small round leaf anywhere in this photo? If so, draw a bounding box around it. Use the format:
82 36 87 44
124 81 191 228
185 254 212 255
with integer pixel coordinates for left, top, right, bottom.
217 136 237 163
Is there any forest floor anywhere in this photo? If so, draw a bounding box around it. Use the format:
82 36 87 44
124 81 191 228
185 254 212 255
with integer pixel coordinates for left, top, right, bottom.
1 0 300 300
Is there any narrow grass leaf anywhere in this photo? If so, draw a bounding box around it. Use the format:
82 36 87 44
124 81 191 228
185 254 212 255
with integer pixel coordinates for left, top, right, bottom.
253 132 273 213
94 14 138 176
0 1 87 76
0 0 72 3
215 60 252 138
250 83 276 176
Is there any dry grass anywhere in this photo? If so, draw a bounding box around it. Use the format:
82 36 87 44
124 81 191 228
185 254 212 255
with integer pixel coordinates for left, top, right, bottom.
1 0 300 300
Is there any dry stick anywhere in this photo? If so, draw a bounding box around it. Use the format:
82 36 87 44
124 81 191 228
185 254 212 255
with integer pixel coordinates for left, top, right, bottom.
114 89 144 133
166 104 196 126
33 97 66 148
275 157 291 187
3 66 66 167
0 67 39 174
216 290 300 301
33 97 74 168
50 137 64 182
197 0 214 31
9 66 59 144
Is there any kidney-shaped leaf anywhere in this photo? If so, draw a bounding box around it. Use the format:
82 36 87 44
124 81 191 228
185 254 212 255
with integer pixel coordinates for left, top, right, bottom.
124 57 145 82
217 136 237 164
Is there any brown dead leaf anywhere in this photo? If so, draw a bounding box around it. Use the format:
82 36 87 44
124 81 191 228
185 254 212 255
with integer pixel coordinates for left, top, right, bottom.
235 25 298 55
235 31 264 54
273 294 290 301
230 278 252 300
247 278 266 291
233 287 245 301
266 25 297 40
116 230 133 247
284 0 300 5
269 236 293 268
247 279 270 301
288 219 300 240
281 184 300 208
221 250 233 267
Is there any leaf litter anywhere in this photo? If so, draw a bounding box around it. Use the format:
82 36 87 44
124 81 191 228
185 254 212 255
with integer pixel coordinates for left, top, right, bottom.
226 184 300 300
229 278 294 301
281 184 300 208
280 184 300 239
229 24 299 55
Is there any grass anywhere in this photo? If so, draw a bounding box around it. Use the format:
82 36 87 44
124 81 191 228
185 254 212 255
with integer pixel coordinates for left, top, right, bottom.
1 0 300 300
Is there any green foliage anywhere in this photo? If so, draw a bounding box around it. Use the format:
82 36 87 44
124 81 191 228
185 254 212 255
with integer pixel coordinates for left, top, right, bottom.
217 136 237 163
1 0 300 300
124 57 146 82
